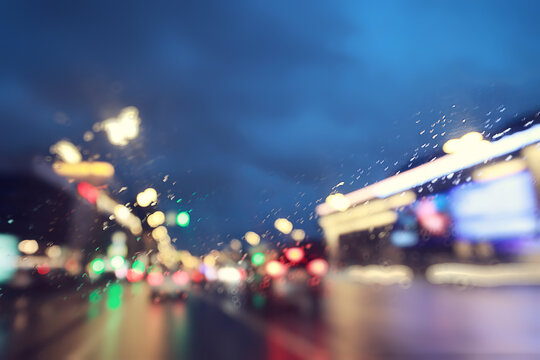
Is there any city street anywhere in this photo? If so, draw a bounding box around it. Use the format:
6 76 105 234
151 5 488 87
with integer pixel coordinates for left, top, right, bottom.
1 280 539 359
2 2 540 359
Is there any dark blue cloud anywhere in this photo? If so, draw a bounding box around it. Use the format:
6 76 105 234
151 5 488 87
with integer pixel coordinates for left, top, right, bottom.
2 1 540 251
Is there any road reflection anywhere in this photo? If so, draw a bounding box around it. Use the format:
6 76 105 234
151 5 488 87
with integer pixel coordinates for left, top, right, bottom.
1 281 540 359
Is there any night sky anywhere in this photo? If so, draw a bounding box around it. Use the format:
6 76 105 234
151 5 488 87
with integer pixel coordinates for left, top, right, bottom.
2 1 540 252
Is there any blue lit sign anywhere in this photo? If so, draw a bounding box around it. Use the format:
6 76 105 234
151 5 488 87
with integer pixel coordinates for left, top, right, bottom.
0 234 19 284
390 230 419 247
450 171 538 240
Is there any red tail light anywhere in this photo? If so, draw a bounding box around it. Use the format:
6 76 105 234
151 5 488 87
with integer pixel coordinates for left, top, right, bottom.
147 272 164 286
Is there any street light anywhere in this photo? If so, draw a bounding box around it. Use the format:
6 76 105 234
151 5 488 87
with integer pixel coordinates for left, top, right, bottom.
50 140 82 164
244 231 260 246
274 218 293 234
443 131 490 154
99 106 141 147
110 255 125 269
136 188 157 207
325 193 350 212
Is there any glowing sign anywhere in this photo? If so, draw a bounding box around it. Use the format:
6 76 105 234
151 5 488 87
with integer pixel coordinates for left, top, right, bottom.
317 125 540 216
450 172 537 240
0 234 18 284
54 161 114 179
390 230 418 247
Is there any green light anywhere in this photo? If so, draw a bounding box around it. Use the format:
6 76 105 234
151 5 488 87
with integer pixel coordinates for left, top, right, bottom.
89 289 102 304
252 293 266 309
132 260 145 273
110 255 125 269
176 211 190 227
91 258 106 274
107 283 123 310
251 252 265 266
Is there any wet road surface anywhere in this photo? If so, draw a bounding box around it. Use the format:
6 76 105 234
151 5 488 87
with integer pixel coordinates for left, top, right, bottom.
1 279 539 359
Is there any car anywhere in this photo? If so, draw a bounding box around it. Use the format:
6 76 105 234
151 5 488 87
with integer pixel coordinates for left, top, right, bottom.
147 269 190 300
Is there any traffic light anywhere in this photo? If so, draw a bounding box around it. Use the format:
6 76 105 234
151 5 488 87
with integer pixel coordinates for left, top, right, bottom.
176 211 190 227
251 252 265 266
91 258 106 274
77 182 99 204
132 260 145 273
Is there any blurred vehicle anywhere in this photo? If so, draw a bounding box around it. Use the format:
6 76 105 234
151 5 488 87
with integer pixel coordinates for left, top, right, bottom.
266 267 322 316
243 246 328 315
202 265 247 309
147 268 191 300
6 267 85 295
317 112 540 286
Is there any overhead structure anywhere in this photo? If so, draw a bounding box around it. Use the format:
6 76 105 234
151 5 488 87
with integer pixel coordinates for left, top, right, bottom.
317 124 540 267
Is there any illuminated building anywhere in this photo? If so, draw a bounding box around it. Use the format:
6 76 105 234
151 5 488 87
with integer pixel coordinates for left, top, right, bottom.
317 111 540 273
